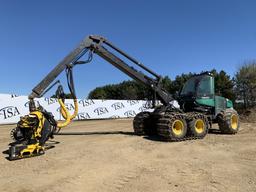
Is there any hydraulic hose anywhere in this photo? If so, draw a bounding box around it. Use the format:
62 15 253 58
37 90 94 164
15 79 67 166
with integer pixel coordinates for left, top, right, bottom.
59 65 79 121
57 98 72 128
60 98 78 120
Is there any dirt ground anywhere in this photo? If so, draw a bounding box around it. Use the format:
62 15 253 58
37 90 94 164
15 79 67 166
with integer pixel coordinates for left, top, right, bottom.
0 119 255 192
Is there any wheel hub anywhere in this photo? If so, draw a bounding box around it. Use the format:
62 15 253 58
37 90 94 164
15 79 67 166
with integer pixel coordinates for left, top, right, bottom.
231 114 238 130
195 119 205 134
172 120 184 136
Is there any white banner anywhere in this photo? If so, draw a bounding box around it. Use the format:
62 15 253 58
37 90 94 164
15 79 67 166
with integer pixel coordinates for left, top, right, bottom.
0 94 179 124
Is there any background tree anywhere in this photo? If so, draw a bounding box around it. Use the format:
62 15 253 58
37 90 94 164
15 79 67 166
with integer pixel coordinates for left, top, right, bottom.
88 69 235 101
210 69 235 101
234 61 256 108
88 80 150 100
88 77 172 100
168 72 195 94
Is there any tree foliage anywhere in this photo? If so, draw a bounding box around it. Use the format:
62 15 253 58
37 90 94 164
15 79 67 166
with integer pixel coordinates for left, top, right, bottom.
168 72 195 94
88 80 149 100
88 76 173 100
210 69 235 101
234 61 256 108
87 70 235 101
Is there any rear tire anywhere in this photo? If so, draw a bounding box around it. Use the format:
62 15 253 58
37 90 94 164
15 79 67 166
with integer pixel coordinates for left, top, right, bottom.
218 109 239 134
133 112 156 135
157 113 187 141
187 113 208 139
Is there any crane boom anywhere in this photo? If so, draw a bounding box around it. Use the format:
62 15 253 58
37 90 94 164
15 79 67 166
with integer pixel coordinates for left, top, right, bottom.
29 35 173 105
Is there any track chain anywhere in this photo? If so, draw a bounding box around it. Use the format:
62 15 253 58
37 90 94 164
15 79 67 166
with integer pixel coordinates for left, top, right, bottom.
156 112 209 141
133 112 150 135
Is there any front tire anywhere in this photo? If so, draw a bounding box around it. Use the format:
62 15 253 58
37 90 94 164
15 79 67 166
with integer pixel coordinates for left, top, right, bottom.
218 109 239 134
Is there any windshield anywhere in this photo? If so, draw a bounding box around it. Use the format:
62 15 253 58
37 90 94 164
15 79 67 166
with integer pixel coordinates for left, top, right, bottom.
180 75 214 97
180 76 199 96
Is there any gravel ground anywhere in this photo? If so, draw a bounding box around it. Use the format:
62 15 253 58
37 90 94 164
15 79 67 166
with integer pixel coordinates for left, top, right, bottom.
0 119 255 192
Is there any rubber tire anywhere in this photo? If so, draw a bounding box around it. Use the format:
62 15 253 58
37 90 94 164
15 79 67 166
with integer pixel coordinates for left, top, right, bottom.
218 109 239 134
133 112 156 135
157 113 187 141
187 114 208 138
169 118 187 140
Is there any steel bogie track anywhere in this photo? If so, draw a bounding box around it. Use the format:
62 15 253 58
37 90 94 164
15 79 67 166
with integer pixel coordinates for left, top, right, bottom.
133 111 209 141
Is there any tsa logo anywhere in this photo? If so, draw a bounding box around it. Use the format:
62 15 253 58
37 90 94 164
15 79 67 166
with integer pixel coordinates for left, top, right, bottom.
57 103 75 112
143 101 153 109
139 102 152 112
44 98 58 105
139 106 148 112
76 112 91 120
127 100 139 106
24 100 40 108
111 102 125 110
0 106 20 119
94 107 109 116
124 110 136 117
79 99 95 107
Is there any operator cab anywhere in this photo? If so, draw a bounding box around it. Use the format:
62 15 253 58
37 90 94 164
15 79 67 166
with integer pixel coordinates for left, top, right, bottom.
180 73 214 98
178 72 215 112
